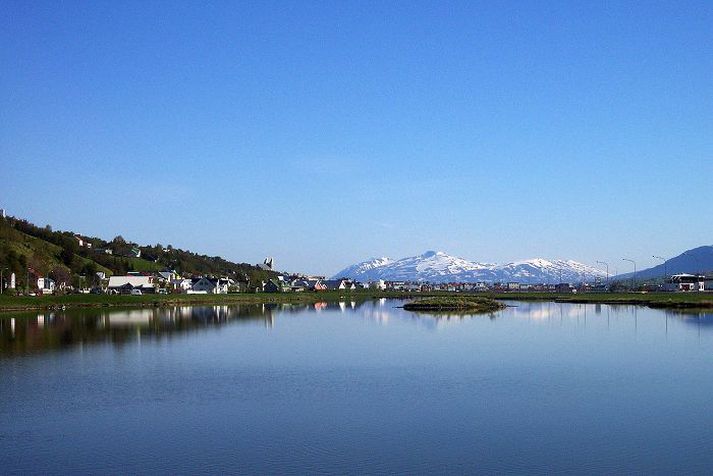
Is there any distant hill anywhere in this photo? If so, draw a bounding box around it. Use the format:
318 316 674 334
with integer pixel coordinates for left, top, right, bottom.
333 250 606 284
0 214 276 290
615 246 713 281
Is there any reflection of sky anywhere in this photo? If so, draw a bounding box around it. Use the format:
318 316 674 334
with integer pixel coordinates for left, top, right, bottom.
4 299 713 356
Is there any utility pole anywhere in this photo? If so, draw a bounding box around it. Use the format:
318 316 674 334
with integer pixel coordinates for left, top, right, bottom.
653 256 667 285
622 258 636 291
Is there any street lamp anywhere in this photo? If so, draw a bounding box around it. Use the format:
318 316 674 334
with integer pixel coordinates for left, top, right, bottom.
622 258 636 290
653 256 667 282
596 261 609 283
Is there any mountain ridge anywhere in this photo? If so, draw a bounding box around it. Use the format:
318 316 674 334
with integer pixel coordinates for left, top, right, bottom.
333 251 607 284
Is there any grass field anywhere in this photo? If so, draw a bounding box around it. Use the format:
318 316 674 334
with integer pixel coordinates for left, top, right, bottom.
489 291 713 308
1 290 712 313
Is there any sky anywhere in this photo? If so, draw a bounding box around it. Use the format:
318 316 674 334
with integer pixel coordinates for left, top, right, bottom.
2 1 712 276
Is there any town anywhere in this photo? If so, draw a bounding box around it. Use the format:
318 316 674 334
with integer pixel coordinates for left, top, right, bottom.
10 260 713 297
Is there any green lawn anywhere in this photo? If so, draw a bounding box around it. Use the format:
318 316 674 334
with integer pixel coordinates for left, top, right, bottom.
2 290 712 313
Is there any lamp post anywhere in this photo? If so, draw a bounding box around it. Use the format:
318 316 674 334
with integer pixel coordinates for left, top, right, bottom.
653 256 667 285
596 261 609 284
622 258 636 291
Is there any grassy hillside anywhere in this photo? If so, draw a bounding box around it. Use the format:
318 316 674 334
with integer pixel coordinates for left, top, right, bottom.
0 215 275 292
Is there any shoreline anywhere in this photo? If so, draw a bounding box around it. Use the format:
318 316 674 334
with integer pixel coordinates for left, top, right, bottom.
1 291 713 314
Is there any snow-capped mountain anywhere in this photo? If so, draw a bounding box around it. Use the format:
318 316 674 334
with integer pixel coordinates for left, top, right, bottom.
333 257 394 279
332 251 606 284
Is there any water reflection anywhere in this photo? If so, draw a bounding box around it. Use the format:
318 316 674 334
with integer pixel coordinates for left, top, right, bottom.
0 304 276 356
3 300 713 356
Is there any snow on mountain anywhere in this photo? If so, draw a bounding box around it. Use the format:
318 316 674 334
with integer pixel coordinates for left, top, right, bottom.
332 251 606 284
332 257 393 279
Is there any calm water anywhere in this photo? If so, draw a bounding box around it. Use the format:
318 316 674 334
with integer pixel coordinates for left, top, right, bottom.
2 299 713 474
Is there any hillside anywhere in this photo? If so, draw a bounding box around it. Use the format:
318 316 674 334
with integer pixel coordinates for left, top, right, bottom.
614 246 713 281
0 215 275 291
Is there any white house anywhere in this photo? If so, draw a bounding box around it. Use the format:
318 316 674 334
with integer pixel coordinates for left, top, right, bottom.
369 280 387 291
664 274 705 292
172 278 193 293
189 277 230 294
324 279 356 291
157 270 179 282
107 275 154 294
37 277 56 294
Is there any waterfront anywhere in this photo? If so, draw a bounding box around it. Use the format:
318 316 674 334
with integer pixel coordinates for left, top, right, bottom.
3 300 713 473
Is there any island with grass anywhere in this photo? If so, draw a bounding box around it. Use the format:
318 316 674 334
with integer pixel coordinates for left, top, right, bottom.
403 296 507 313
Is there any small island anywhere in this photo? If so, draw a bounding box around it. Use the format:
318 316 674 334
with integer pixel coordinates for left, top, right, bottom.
403 296 507 313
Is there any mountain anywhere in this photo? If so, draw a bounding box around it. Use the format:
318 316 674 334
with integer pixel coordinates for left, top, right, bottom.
615 246 713 281
333 251 606 284
334 257 394 279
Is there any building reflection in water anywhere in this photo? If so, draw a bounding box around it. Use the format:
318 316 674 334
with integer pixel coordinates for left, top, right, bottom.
0 304 276 356
2 300 713 356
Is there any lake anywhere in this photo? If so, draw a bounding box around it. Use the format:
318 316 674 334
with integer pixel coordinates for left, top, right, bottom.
2 299 713 474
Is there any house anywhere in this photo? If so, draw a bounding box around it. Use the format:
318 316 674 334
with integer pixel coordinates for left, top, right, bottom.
369 280 387 291
290 279 308 292
107 275 155 294
37 277 56 295
664 274 705 292
189 277 230 294
555 283 575 293
324 279 355 291
157 270 179 282
171 278 193 293
507 282 520 291
308 278 327 291
264 279 289 293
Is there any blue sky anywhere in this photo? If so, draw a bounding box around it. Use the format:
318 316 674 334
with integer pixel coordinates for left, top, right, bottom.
2 1 712 276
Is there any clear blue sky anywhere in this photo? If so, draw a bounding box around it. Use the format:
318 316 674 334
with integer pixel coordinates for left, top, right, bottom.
2 1 712 276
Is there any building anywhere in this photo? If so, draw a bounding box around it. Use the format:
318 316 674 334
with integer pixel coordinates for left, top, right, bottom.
369 280 387 291
664 274 705 292
73 235 92 249
258 257 274 271
189 277 230 294
157 270 179 282
107 275 155 294
171 278 193 293
555 283 575 293
37 277 56 294
324 279 356 291
264 279 289 293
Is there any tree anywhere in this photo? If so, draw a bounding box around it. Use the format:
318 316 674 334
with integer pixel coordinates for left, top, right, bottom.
60 247 75 267
50 266 71 288
81 262 98 285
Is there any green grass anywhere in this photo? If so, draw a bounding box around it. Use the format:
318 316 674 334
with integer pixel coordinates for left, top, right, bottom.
0 290 420 312
403 296 506 312
2 290 712 314
488 291 713 308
